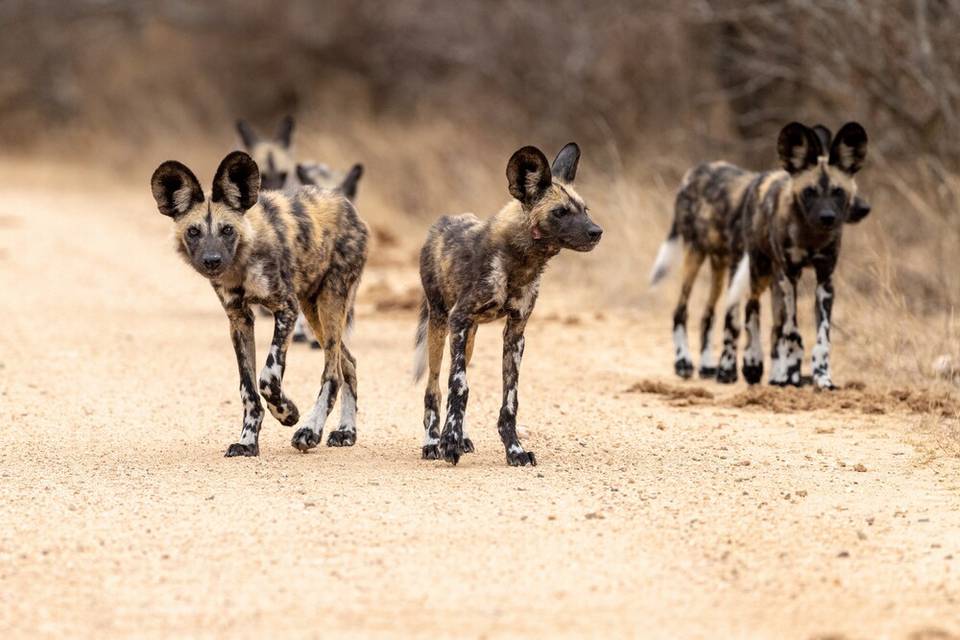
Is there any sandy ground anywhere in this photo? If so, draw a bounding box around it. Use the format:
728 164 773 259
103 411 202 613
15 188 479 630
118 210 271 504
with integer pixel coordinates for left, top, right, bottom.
1 172 959 639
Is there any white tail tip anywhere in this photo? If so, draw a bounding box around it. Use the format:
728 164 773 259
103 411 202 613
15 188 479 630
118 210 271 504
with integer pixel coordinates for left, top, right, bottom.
725 254 751 311
649 237 681 287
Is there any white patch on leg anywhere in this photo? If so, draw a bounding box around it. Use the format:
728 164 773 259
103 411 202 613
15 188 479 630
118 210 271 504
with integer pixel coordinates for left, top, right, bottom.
812 284 833 388
422 410 439 446
673 324 691 363
339 386 357 431
744 307 762 367
239 388 261 445
700 320 717 369
452 370 468 397
304 380 334 435
508 442 525 455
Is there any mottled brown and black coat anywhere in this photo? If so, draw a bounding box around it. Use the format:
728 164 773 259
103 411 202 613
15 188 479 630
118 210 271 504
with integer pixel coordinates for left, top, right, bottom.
721 122 869 389
650 124 871 384
150 151 369 456
414 143 602 466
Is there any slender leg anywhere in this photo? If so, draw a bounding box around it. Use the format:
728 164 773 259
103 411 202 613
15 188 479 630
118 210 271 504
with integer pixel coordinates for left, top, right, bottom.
328 342 359 445
770 272 803 386
717 261 742 384
421 310 448 460
498 315 536 466
461 324 479 452
291 296 345 451
673 248 705 379
258 298 301 426
698 257 726 378
811 258 837 390
438 313 474 465
223 305 264 457
767 275 786 384
742 264 771 385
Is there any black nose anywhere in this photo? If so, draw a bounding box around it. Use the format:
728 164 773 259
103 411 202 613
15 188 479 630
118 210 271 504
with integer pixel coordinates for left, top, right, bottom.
588 225 603 242
819 212 837 227
203 255 223 270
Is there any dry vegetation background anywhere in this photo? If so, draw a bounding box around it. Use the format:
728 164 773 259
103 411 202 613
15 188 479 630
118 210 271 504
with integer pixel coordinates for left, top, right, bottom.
2 0 959 386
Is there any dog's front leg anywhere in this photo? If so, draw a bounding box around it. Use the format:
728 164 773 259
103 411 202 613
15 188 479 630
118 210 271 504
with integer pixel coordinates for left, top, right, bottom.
258 298 301 426
811 257 837 390
498 314 535 467
438 314 474 465
224 305 264 457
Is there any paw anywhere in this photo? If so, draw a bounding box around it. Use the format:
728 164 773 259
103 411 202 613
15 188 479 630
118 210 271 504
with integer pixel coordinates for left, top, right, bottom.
327 429 356 447
813 378 836 391
461 437 475 454
268 402 300 427
291 427 321 452
438 434 463 465
717 366 738 384
225 442 259 457
421 444 440 460
742 361 763 385
674 358 694 379
506 449 537 467
698 366 718 379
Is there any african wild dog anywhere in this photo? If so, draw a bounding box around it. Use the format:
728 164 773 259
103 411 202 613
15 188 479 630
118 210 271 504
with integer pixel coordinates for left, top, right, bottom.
414 143 602 466
150 151 369 456
290 162 365 348
297 162 364 202
722 121 869 389
650 124 871 383
237 116 364 347
236 116 296 190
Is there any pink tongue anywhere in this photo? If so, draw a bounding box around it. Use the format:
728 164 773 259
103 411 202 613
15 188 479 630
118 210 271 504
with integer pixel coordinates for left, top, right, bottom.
531 226 542 240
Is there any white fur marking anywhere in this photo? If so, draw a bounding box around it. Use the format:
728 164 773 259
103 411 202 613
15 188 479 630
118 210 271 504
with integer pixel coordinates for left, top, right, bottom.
649 237 681 286
725 254 750 311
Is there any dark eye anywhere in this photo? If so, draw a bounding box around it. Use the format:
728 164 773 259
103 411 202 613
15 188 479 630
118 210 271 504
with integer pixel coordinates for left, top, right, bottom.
802 186 818 200
277 172 288 185
831 187 846 199
221 225 234 237
187 227 201 238
552 207 570 218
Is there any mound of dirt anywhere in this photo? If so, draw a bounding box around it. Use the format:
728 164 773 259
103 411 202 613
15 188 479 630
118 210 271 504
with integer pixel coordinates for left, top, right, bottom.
726 384 960 416
628 378 960 416
625 380 714 406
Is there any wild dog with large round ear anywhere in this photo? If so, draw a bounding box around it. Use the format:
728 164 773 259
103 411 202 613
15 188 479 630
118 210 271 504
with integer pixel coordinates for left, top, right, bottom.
235 115 297 190
654 122 876 387
413 142 602 467
150 150 369 457
721 121 869 390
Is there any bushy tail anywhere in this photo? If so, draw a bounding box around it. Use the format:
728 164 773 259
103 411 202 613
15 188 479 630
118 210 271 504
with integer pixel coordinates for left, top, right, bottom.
413 298 429 383
724 253 751 311
649 223 681 286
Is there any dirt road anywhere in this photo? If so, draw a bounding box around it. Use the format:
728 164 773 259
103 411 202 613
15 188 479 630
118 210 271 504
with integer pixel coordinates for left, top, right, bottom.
1 171 959 639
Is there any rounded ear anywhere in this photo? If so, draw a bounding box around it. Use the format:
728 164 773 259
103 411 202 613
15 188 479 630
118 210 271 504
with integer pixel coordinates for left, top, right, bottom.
507 146 552 205
847 194 871 223
275 115 295 148
811 124 832 152
551 142 581 183
296 164 314 186
339 163 364 201
151 161 203 218
236 120 258 149
778 122 823 174
830 122 868 175
211 151 260 211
